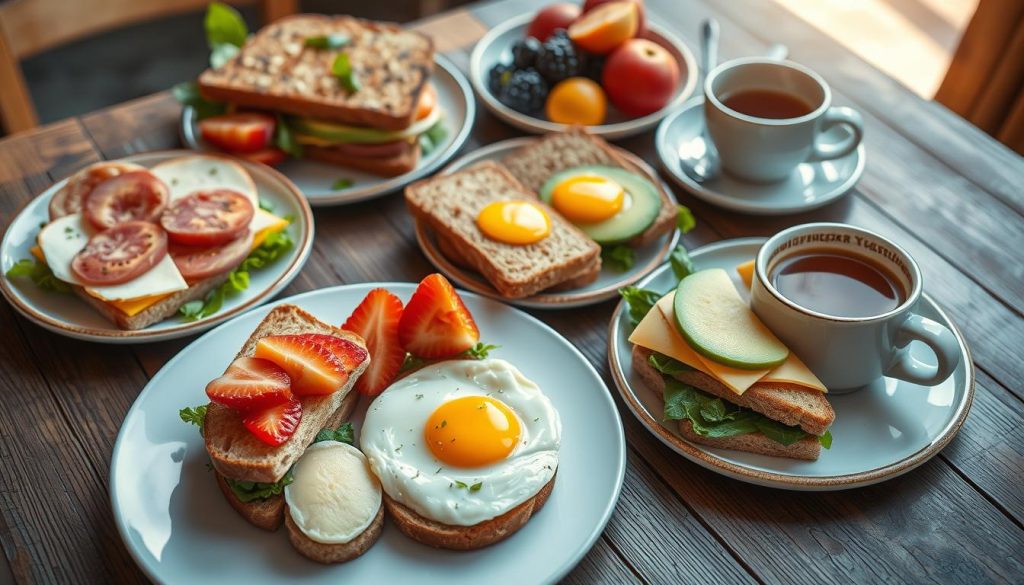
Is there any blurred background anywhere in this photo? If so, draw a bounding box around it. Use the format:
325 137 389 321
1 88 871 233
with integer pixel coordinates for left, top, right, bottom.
1 0 1021 153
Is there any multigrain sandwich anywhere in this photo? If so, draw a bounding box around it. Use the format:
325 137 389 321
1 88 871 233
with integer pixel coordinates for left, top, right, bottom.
625 267 835 460
187 8 443 176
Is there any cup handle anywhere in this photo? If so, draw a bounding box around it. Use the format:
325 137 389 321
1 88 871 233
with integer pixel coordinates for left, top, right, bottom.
808 106 864 162
884 314 961 386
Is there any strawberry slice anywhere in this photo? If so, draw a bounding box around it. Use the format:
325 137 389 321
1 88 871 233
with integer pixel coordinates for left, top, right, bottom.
342 289 405 396
242 398 302 446
254 334 349 396
398 274 480 359
206 357 293 411
302 333 369 373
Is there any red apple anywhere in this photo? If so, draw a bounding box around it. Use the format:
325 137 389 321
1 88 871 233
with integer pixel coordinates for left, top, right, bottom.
583 0 646 35
602 39 680 117
527 3 582 42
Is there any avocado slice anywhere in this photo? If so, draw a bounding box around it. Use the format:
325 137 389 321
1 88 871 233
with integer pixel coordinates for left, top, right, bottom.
673 268 789 370
289 109 440 144
538 165 661 245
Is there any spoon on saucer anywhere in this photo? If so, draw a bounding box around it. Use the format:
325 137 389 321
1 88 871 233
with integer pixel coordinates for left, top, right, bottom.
677 23 790 184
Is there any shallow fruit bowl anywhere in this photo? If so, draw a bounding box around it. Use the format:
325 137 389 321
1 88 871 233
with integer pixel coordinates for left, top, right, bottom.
470 13 698 140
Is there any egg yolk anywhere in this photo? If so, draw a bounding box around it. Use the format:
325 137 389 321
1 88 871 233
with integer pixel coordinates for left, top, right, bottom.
424 396 522 468
477 200 551 245
550 175 625 224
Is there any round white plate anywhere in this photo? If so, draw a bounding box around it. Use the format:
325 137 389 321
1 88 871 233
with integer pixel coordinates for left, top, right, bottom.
656 98 866 215
110 283 626 583
0 151 313 344
415 137 680 309
608 238 974 490
469 13 698 140
181 55 475 206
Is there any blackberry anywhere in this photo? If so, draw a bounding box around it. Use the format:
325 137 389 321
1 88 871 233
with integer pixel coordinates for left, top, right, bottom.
497 68 548 114
511 37 542 69
487 62 514 94
535 29 587 84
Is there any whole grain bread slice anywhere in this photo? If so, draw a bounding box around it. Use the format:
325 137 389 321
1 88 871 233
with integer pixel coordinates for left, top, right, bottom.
213 391 359 531
198 15 434 130
633 346 825 459
205 305 370 484
304 141 420 177
73 272 228 331
285 503 384 563
501 127 676 247
405 161 601 298
384 475 555 550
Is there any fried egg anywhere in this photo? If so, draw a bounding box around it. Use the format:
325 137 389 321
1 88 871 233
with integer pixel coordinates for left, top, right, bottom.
476 200 551 245
550 175 624 223
360 359 561 526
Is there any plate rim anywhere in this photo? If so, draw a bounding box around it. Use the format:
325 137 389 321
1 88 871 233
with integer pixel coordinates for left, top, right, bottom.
180 54 476 206
0 149 315 343
469 13 699 140
416 136 681 309
606 237 975 490
109 281 627 583
655 98 866 215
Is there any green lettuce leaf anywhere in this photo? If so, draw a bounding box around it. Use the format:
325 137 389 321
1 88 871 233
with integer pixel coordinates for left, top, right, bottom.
274 115 303 158
669 245 695 280
676 205 696 233
418 119 448 156
226 468 294 503
179 405 208 435
172 81 227 120
400 342 499 373
314 422 354 445
331 53 360 92
205 2 248 49
647 353 694 376
5 258 72 293
602 245 634 271
619 286 661 328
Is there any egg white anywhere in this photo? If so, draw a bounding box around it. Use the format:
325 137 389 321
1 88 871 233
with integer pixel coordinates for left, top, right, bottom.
360 359 561 527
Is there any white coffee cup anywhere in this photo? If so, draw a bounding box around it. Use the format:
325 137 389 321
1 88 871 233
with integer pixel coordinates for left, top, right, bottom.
705 58 864 183
750 223 960 392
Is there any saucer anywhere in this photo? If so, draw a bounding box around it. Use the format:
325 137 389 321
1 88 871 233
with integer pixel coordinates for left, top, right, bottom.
655 98 866 215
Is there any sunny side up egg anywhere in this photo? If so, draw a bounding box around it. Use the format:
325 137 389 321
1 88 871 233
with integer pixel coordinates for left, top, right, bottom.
549 175 625 224
360 359 561 527
476 200 551 245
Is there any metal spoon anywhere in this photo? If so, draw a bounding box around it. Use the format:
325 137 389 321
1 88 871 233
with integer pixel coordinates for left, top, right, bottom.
677 26 791 184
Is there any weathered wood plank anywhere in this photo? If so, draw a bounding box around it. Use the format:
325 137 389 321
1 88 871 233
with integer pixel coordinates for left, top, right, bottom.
562 536 643 585
79 92 180 158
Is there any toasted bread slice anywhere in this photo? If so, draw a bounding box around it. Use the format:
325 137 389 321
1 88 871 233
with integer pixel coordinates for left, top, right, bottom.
501 127 676 247
433 229 601 292
198 15 434 131
72 272 227 331
213 391 359 531
285 504 384 563
384 475 555 550
205 305 370 484
304 142 420 177
632 346 828 460
404 161 601 298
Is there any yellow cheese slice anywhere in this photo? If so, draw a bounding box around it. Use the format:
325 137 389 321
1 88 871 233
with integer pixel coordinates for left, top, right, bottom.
763 350 827 392
736 259 755 288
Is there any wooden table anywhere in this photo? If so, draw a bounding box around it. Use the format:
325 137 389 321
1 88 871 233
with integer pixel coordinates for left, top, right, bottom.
1 0 1022 583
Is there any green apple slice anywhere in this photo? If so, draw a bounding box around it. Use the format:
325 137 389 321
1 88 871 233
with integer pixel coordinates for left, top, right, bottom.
673 268 789 370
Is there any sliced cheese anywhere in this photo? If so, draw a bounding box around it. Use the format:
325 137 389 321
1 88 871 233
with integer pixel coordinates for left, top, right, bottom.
108 292 174 316
764 351 827 392
250 208 289 248
151 155 258 205
736 259 755 288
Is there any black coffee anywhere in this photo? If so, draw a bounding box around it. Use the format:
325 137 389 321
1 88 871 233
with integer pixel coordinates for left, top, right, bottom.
722 89 815 119
771 252 905 318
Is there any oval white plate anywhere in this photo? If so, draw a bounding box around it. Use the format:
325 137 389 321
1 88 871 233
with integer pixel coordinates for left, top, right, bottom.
469 14 698 140
656 98 865 215
0 151 314 344
110 283 626 584
182 55 475 206
608 238 974 490
415 137 680 309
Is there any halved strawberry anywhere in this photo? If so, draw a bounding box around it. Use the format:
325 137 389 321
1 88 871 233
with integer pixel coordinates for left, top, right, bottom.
398 274 480 359
342 289 405 396
205 357 292 411
302 333 369 373
254 334 348 396
242 398 302 446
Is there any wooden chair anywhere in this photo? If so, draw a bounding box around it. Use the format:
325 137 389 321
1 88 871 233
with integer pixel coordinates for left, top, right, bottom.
0 0 297 134
935 0 1024 155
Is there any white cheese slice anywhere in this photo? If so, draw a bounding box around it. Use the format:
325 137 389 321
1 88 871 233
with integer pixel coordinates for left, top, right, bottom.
150 155 258 205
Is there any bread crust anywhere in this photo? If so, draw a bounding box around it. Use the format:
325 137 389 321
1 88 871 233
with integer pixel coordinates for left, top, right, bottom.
383 475 555 550
304 142 420 177
285 503 384 563
72 273 228 331
632 345 825 460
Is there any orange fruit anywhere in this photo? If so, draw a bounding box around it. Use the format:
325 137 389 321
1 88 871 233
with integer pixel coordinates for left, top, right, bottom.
545 77 608 125
568 1 639 54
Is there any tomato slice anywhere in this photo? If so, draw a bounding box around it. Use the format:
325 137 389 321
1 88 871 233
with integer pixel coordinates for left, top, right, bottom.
199 113 276 153
233 147 287 167
160 189 255 247
83 170 169 230
71 221 168 286
170 230 253 283
49 162 145 220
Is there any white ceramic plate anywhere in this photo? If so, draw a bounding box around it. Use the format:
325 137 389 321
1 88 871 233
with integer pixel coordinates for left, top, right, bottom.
469 14 698 140
415 137 680 309
608 238 974 490
656 98 865 215
110 283 626 583
0 151 313 344
181 55 475 206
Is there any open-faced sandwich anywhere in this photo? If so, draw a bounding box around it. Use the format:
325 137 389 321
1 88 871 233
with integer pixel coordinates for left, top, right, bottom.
404 127 679 298
5 155 293 330
624 260 835 460
177 4 446 176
